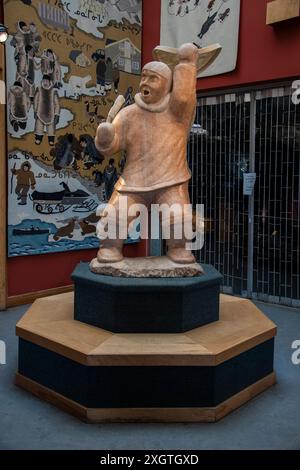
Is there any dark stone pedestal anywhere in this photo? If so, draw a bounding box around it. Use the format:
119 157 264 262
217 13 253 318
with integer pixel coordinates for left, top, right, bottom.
72 262 223 333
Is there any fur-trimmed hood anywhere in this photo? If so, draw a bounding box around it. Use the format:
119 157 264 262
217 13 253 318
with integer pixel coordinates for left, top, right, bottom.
134 92 170 113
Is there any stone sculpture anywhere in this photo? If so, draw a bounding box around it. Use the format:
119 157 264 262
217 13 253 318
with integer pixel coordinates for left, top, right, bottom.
92 43 221 276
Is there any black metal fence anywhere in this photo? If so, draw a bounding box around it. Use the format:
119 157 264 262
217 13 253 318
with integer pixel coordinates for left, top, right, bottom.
188 85 300 307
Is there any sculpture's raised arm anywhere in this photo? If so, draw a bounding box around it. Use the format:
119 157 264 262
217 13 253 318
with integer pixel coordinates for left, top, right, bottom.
170 43 198 118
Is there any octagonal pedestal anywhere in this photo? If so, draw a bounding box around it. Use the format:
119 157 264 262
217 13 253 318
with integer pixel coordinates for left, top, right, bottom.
16 293 276 423
72 262 223 333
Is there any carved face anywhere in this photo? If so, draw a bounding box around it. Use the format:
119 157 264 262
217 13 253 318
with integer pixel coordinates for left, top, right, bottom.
139 69 168 105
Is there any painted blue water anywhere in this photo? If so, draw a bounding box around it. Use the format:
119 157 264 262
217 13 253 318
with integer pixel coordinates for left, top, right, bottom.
8 219 138 257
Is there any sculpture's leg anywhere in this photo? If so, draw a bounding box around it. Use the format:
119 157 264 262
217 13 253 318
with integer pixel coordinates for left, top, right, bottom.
97 190 145 264
166 229 196 264
97 238 124 263
156 183 196 265
97 190 125 263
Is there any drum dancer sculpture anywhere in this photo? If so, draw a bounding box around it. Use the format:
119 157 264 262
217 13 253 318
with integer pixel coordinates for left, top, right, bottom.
92 43 219 271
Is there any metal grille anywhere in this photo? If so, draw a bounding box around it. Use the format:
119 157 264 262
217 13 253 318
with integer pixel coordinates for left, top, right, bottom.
188 85 300 306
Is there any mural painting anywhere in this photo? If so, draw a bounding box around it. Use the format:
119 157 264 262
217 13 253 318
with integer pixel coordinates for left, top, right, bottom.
4 0 142 256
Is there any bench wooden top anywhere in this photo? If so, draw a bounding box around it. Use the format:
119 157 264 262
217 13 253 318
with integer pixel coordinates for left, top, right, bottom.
16 292 276 366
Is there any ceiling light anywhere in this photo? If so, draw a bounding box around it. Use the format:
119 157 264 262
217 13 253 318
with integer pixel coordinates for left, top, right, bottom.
0 25 8 44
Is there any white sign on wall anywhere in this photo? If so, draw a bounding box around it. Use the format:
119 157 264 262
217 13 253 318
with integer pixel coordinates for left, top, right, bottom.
243 173 257 196
160 0 241 78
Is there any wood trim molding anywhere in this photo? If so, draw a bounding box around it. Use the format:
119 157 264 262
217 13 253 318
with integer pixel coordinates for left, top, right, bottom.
15 372 276 423
0 44 7 311
267 0 300 25
7 285 74 308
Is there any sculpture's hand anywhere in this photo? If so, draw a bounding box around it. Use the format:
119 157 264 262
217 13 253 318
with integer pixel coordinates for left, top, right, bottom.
95 122 115 150
178 43 198 65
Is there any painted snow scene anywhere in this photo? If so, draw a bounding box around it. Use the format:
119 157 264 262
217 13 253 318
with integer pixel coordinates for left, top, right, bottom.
4 0 142 257
160 0 240 77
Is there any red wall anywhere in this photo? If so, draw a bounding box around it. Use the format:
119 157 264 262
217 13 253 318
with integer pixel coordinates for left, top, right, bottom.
8 241 147 297
143 0 300 90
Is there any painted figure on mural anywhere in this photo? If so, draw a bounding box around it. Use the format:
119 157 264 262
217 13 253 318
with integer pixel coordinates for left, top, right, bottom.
103 158 118 201
28 22 42 53
105 57 113 93
34 75 60 146
51 134 78 170
14 46 27 83
11 21 41 84
92 49 107 96
41 49 62 89
8 81 31 132
22 45 38 101
112 62 120 94
124 86 134 107
93 170 103 188
10 21 30 52
11 22 28 83
11 162 36 205
79 135 104 169
95 43 198 264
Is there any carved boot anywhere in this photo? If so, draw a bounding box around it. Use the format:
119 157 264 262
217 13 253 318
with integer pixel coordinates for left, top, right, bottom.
167 246 196 264
97 239 124 264
166 224 196 264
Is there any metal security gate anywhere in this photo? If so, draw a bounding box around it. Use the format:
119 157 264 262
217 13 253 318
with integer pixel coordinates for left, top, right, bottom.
188 85 300 307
